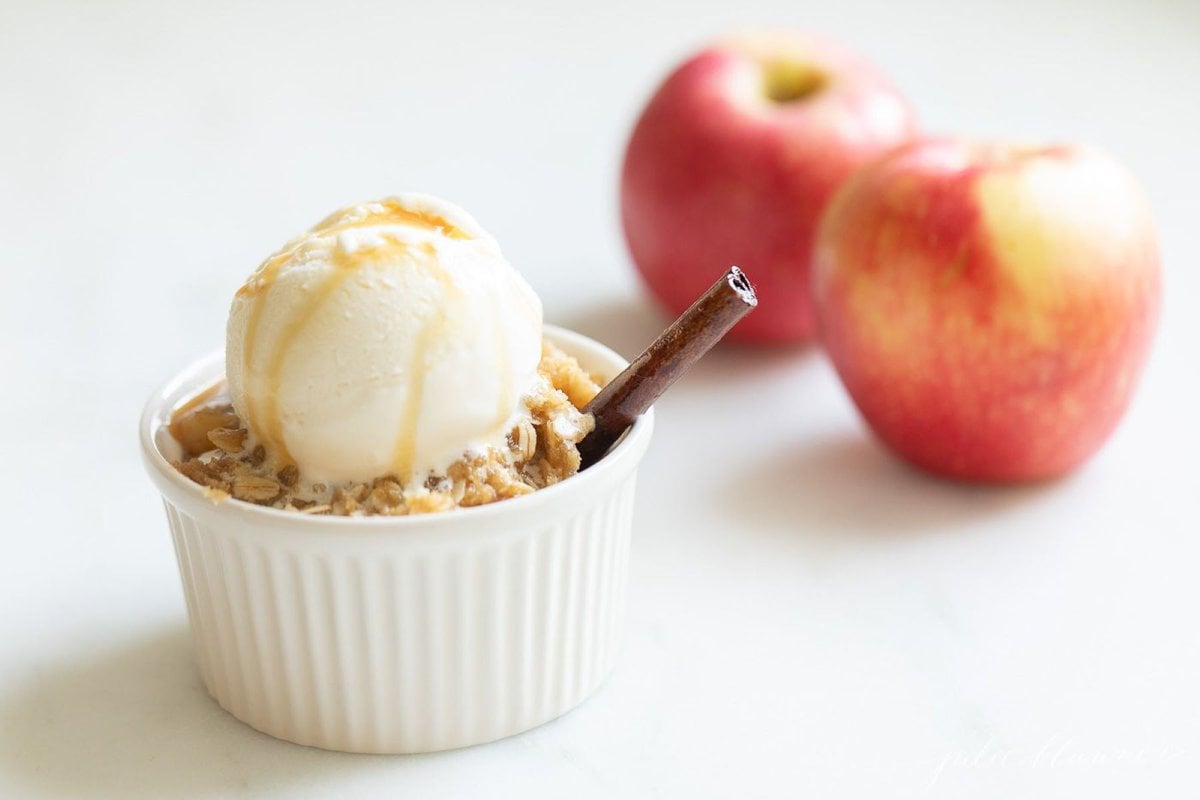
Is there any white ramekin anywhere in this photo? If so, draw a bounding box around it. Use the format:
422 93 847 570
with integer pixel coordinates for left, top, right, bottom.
140 325 653 754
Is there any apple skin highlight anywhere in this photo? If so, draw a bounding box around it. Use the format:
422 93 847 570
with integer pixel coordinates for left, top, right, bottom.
621 34 917 343
813 138 1162 482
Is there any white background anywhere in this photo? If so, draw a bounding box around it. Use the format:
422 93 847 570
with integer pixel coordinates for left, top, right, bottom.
2 0 1198 797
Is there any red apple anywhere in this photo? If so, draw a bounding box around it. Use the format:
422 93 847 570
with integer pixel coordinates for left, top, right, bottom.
620 33 917 343
813 138 1162 482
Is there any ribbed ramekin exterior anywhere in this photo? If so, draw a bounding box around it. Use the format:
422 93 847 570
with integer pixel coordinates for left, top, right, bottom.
161 474 638 753
143 328 650 753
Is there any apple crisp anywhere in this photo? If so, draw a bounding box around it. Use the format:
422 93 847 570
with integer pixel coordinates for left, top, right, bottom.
171 342 601 515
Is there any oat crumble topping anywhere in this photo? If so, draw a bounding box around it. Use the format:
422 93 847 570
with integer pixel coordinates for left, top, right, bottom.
170 342 602 516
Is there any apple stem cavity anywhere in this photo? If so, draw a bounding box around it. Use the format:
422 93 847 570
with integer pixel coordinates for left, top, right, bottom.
763 61 828 103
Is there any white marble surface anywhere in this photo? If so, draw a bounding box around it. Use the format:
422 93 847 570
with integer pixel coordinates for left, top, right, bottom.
2 1 1198 797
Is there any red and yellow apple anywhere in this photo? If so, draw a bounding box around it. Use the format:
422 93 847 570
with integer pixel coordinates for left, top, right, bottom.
813 138 1162 482
620 33 917 343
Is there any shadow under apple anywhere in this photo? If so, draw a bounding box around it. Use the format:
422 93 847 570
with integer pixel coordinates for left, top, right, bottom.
723 433 1055 540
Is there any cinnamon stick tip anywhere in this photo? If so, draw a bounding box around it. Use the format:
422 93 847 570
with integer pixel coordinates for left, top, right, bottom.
727 266 757 307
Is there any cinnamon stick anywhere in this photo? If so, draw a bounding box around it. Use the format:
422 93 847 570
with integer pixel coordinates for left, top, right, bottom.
578 266 757 469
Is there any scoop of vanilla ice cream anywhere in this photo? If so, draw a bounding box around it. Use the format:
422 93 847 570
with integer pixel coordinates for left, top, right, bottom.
225 194 543 486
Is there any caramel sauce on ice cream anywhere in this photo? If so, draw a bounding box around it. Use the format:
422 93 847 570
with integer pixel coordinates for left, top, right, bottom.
172 194 589 514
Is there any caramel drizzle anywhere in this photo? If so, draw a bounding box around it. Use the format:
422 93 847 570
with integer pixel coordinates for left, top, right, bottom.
389 312 440 483
235 201 468 301
239 255 285 461
308 199 471 245
264 264 358 466
167 380 229 445
170 380 226 421
388 242 460 482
